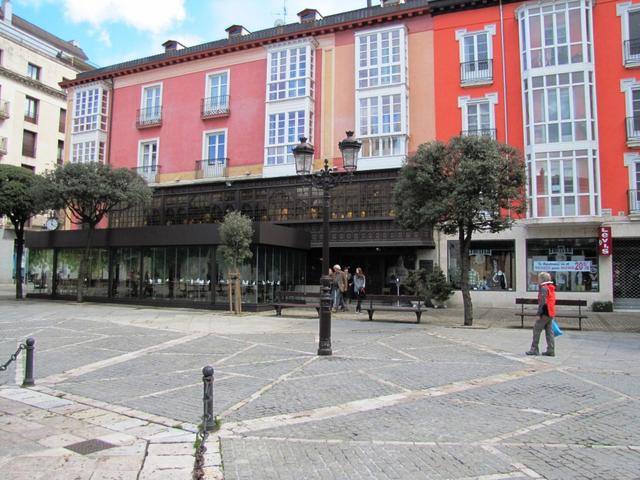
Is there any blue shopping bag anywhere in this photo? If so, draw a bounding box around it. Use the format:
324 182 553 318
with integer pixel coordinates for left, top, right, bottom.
552 319 563 337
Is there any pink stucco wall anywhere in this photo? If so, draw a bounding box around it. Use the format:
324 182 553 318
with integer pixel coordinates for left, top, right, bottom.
109 58 267 173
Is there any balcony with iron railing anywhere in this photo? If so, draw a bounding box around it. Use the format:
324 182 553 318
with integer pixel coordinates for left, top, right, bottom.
24 112 38 124
136 106 163 129
460 128 497 139
196 158 228 179
0 136 7 155
0 100 10 119
133 164 160 183
201 95 230 119
624 39 640 67
626 116 640 146
460 59 493 85
630 189 640 214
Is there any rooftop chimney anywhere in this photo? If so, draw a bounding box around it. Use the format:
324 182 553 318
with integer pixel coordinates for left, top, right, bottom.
2 0 12 23
162 40 185 53
297 8 323 23
380 0 404 6
225 25 250 39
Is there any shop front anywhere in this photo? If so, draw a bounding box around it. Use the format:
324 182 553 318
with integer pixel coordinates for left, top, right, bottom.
25 223 309 310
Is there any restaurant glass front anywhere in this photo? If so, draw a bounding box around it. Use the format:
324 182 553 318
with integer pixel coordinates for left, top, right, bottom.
27 245 306 307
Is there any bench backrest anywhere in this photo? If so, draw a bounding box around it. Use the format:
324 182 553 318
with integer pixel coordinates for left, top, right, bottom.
515 298 587 307
367 294 422 303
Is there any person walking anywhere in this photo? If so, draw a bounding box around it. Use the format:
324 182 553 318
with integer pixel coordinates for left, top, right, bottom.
328 267 335 310
336 265 349 311
331 265 342 312
353 267 366 313
526 271 556 357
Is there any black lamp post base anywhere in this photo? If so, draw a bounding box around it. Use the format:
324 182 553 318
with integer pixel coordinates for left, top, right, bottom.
317 341 332 356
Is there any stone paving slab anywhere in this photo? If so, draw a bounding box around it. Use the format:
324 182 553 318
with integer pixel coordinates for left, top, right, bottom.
2 295 640 479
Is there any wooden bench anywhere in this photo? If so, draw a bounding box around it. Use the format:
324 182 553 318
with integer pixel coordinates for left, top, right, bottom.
515 298 588 330
273 291 320 316
365 294 424 323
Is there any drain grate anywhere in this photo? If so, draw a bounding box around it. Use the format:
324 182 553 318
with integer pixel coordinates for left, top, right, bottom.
64 439 116 455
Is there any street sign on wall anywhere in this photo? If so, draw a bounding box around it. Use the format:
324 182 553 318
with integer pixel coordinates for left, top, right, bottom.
598 227 612 256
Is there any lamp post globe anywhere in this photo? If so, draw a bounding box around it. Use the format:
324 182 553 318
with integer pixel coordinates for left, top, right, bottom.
338 130 362 173
292 137 315 175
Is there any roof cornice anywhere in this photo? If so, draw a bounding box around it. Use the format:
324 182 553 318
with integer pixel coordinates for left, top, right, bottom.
0 65 66 99
61 0 431 89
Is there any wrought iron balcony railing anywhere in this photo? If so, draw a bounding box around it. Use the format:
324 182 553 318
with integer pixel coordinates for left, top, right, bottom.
133 164 160 183
196 158 228 179
629 189 640 213
201 95 230 119
24 112 38 124
0 100 10 119
460 59 493 84
626 116 640 143
136 106 163 128
460 128 497 139
624 38 640 66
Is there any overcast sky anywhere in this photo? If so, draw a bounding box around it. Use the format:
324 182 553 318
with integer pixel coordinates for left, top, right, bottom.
14 0 370 67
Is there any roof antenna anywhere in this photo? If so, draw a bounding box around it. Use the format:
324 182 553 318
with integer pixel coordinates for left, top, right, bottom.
272 0 287 26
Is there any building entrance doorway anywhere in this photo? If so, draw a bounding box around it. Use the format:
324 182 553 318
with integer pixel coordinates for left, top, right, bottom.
613 238 640 309
306 247 426 295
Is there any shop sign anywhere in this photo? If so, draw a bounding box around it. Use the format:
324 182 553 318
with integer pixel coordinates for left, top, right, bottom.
469 249 492 256
533 260 592 272
598 227 612 256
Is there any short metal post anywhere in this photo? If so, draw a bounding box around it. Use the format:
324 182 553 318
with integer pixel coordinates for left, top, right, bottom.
22 337 35 387
202 365 214 431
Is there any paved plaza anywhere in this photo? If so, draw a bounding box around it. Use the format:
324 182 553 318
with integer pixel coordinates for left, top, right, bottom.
0 294 639 479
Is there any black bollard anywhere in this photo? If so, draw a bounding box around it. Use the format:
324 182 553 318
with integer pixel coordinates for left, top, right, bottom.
317 275 332 356
22 337 35 387
202 365 214 431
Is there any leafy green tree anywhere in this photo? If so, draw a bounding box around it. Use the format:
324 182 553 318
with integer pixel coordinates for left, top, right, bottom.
0 165 54 299
393 136 526 325
219 211 253 313
49 162 152 302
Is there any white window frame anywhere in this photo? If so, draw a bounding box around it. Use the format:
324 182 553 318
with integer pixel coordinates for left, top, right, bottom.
456 25 495 85
264 108 309 166
518 0 594 74
617 2 640 67
73 86 104 133
27 62 41 81
266 41 315 102
71 140 97 163
355 25 407 91
204 70 230 112
200 129 228 178
624 152 640 212
458 93 498 138
137 138 160 183
621 78 640 145
354 25 408 170
202 128 228 162
140 83 163 122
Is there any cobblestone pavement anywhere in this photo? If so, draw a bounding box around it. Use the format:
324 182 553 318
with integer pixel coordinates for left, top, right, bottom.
0 296 639 479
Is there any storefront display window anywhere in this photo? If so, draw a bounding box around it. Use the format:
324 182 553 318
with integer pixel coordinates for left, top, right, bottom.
448 241 515 291
526 238 598 292
27 249 54 294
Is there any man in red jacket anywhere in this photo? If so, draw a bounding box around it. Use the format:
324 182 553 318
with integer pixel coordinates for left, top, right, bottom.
526 271 556 357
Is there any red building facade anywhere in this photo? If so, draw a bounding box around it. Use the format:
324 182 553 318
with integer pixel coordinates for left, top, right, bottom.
25 0 639 309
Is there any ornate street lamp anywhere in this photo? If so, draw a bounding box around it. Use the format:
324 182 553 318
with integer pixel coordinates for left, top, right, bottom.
293 131 361 356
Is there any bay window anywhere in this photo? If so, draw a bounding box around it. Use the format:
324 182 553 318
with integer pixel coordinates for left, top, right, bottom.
266 110 308 165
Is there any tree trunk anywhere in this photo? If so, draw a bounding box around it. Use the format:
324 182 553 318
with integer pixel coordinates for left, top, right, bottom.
14 224 25 300
458 226 473 326
77 226 94 303
228 271 233 313
235 272 242 314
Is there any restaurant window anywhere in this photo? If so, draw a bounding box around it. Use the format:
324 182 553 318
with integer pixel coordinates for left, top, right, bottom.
526 238 598 292
448 240 516 291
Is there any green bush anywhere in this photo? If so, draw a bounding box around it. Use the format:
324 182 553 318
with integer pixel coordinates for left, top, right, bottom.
591 301 613 312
